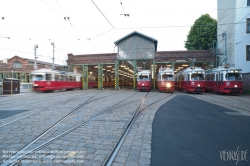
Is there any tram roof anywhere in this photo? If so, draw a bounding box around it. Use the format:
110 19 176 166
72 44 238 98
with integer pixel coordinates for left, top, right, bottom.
31 68 81 76
138 70 151 74
208 66 242 71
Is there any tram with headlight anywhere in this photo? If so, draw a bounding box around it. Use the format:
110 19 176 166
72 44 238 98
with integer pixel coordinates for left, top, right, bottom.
157 67 175 92
137 69 152 91
175 67 205 93
205 66 242 94
32 68 82 92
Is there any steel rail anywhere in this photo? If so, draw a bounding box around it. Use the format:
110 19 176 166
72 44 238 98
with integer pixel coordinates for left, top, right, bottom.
191 94 250 113
0 92 89 128
0 91 137 166
102 93 173 166
205 93 250 104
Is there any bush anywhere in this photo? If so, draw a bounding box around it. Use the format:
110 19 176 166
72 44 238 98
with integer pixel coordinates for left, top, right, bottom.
243 89 250 95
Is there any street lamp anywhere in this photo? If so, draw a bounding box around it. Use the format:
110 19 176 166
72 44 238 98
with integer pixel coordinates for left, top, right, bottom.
51 42 54 69
34 45 38 69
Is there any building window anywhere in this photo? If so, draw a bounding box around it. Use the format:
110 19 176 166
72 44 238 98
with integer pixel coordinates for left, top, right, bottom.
248 0 250 6
247 46 250 61
247 18 250 33
12 61 22 68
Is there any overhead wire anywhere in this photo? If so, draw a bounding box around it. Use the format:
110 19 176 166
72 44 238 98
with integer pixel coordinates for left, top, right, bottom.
40 0 63 18
56 0 73 27
226 13 250 32
90 0 115 29
118 0 130 28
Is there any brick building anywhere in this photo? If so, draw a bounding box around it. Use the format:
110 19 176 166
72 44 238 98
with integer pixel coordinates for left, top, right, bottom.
0 55 64 82
67 31 215 90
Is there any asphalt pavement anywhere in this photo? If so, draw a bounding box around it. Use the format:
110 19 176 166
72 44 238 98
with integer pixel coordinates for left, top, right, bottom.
151 95 250 166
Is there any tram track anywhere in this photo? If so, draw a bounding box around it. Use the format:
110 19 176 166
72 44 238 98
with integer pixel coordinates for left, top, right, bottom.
0 91 99 128
0 91 139 166
190 93 250 115
102 92 173 166
1 91 171 166
0 90 126 128
0 90 85 108
204 92 250 104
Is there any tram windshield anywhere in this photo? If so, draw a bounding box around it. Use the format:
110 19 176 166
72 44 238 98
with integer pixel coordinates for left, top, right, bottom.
33 75 44 81
225 73 242 81
191 74 204 80
137 74 149 81
161 74 174 81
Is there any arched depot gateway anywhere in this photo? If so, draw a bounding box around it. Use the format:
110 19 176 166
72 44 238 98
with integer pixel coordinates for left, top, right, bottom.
67 31 214 90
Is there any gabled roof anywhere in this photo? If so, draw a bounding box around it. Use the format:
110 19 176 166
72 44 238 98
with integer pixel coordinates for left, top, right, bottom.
114 31 158 51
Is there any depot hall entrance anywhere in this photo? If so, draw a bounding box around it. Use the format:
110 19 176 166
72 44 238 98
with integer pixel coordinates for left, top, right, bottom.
68 31 214 90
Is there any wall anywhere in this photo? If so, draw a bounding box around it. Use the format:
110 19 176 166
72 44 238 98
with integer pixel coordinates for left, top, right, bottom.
235 0 250 73
217 0 235 67
242 73 250 90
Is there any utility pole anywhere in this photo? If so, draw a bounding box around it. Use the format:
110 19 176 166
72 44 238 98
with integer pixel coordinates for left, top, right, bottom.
51 42 55 69
34 45 38 69
222 31 227 65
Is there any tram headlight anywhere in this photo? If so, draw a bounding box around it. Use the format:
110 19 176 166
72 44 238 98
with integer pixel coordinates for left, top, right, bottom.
198 84 200 87
234 85 237 88
142 83 144 86
166 83 171 88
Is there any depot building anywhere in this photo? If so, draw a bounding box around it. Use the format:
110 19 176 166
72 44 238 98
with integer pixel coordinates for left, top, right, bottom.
67 31 215 90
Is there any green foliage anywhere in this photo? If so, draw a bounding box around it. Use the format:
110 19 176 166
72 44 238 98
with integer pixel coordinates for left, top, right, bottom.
243 89 250 95
185 14 217 50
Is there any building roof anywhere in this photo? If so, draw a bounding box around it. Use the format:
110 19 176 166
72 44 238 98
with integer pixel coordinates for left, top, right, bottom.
25 58 63 66
114 31 158 51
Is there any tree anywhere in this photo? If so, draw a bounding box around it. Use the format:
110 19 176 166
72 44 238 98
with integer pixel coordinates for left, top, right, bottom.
185 14 217 50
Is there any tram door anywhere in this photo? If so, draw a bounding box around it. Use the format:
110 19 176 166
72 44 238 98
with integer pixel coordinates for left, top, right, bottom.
216 72 222 92
216 73 219 92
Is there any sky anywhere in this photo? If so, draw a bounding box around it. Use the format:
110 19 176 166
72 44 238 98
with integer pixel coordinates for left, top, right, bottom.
0 0 217 65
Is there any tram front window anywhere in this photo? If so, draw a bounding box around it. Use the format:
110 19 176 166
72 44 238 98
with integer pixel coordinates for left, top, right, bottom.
138 75 149 81
191 74 204 80
33 75 44 81
162 74 174 81
226 73 242 81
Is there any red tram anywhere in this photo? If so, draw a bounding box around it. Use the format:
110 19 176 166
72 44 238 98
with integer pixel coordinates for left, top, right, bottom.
157 67 175 93
175 67 205 93
32 68 82 92
137 70 152 91
205 66 242 94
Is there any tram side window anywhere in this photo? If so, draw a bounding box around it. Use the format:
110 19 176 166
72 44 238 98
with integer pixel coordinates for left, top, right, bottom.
206 74 210 81
191 74 204 80
72 76 76 81
211 73 215 81
46 74 52 81
33 75 43 81
220 73 223 81
58 75 62 81
61 75 65 81
187 74 190 81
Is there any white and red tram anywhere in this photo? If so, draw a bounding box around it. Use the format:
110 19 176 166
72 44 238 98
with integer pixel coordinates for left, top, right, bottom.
157 67 175 93
175 67 205 93
137 70 152 91
205 66 242 94
32 68 82 92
